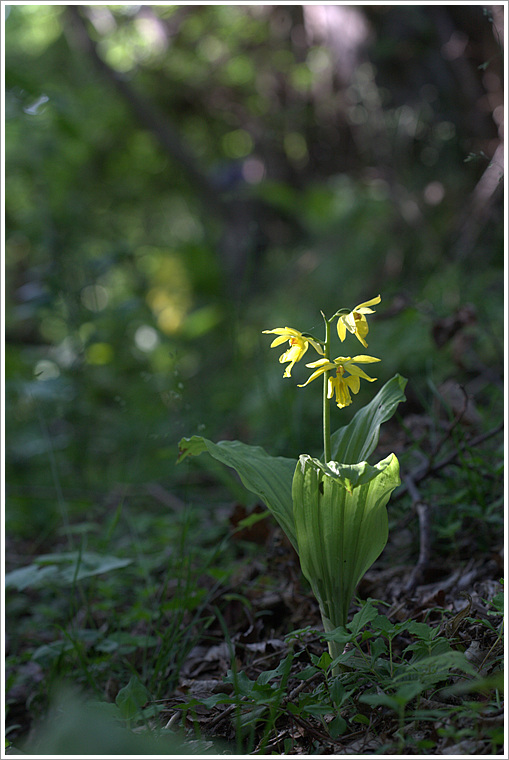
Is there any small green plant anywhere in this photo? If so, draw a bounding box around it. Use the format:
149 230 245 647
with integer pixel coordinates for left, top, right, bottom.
170 594 503 754
178 296 406 665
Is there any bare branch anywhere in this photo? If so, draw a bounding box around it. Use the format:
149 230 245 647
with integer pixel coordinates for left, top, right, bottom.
394 421 503 501
64 6 224 216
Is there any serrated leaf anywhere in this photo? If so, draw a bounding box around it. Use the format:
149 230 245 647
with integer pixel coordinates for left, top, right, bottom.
32 640 74 664
347 601 379 636
329 678 345 706
296 666 320 680
407 650 477 684
359 691 399 710
405 621 436 640
490 592 504 613
316 651 333 670
303 703 334 717
395 681 426 703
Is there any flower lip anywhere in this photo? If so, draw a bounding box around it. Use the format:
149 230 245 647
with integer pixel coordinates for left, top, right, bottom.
299 355 380 388
337 295 381 348
263 326 324 377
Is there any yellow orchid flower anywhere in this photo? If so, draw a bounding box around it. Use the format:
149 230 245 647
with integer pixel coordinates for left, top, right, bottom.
337 295 381 348
299 355 380 408
263 327 324 378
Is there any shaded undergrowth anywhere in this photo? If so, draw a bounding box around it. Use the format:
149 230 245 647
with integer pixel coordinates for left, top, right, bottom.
5 397 504 755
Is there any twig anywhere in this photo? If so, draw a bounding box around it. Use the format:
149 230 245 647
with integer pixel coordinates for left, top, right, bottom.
430 383 469 456
144 482 185 511
64 6 224 216
403 476 432 593
394 421 503 501
285 671 322 703
285 712 332 744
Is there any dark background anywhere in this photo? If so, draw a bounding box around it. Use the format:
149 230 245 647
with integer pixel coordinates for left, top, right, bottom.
4 4 504 749
5 5 504 519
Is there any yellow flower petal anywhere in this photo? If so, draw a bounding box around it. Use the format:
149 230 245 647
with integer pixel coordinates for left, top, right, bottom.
345 374 360 394
298 368 327 387
336 295 381 348
269 335 291 348
263 327 301 336
344 363 377 382
305 358 335 369
349 355 381 363
337 318 347 342
299 359 335 387
329 376 353 408
354 295 381 312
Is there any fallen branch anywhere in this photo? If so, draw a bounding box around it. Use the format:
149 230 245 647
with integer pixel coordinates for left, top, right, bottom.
394 421 503 502
403 476 432 593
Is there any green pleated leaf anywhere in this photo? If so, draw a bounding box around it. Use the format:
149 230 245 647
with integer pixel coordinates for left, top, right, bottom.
303 458 393 493
292 453 400 629
330 374 407 464
178 436 297 549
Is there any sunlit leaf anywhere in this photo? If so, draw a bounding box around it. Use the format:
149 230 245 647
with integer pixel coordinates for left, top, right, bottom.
292 454 400 629
177 436 297 549
330 374 407 464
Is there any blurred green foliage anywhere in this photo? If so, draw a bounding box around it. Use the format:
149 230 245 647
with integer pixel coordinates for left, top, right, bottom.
4 6 504 752
5 4 503 533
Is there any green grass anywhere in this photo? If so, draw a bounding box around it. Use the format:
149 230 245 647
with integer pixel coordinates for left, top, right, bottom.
6 432 503 755
5 320 504 755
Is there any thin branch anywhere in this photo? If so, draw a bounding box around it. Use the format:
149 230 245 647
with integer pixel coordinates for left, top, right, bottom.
394 421 503 501
64 6 224 216
403 476 432 593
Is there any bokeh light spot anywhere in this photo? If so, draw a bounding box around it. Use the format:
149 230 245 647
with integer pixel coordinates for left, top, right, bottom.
34 359 60 381
423 181 445 205
86 343 114 365
81 284 109 312
134 325 160 352
284 132 308 163
222 129 253 159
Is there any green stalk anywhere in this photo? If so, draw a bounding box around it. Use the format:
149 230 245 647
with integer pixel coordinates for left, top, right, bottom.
322 314 332 463
321 613 347 676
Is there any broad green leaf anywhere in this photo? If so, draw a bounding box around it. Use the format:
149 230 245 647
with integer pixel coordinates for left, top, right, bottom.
405 650 477 685
359 691 400 710
347 600 379 636
292 453 400 629
115 675 150 720
301 457 393 493
5 552 133 590
330 374 407 464
328 714 347 738
32 640 75 664
178 436 297 549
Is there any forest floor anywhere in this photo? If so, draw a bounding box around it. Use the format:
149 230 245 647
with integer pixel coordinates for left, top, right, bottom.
5 407 504 756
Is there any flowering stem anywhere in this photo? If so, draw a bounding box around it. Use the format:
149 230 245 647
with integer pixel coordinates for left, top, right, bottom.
322 314 332 463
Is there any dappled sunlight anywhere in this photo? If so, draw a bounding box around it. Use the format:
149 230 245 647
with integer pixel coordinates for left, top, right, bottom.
85 342 114 366
90 6 170 72
10 4 63 55
34 359 60 381
4 4 503 754
141 249 193 336
80 284 109 312
134 325 159 353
